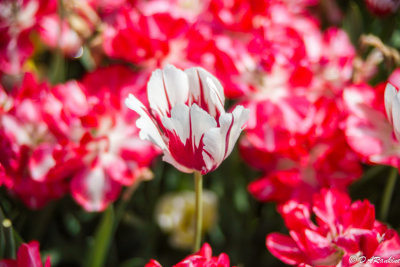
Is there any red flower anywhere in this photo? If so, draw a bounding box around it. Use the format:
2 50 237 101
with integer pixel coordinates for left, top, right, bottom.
0 241 51 267
267 189 400 266
145 243 231 267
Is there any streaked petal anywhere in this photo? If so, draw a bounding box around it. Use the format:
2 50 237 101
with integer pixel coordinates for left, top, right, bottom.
385 83 397 123
125 94 167 150
71 166 121 212
202 105 249 171
392 92 400 141
185 67 225 118
16 241 43 267
189 104 217 148
266 233 307 265
29 144 56 182
162 103 190 144
147 64 189 118
224 105 250 157
162 152 194 173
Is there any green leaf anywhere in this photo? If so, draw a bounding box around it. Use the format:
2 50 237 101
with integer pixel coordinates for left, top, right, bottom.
84 206 115 267
342 2 363 45
49 50 66 85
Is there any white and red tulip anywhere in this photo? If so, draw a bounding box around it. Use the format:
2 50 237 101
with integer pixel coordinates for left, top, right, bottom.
125 64 249 175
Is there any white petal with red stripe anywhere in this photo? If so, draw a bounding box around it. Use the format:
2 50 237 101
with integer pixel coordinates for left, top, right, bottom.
125 94 167 150
147 64 189 118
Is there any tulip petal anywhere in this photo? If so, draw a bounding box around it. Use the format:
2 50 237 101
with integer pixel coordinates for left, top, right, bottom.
189 104 217 148
147 64 189 118
29 144 56 182
16 241 43 267
162 103 190 144
185 67 225 118
266 233 307 265
144 260 162 267
125 94 167 150
71 166 121 212
225 105 250 156
162 152 194 173
162 104 217 173
385 83 397 123
391 92 400 141
202 105 249 171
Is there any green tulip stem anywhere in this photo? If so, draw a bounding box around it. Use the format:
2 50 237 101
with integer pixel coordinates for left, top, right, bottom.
193 171 203 252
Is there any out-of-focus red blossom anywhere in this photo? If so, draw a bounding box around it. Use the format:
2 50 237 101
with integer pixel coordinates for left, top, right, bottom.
236 1 360 207
267 189 400 267
364 0 400 16
241 95 361 206
0 163 5 187
37 14 82 57
102 1 250 98
0 67 159 211
0 73 72 208
69 65 159 211
184 25 251 98
145 243 232 267
136 0 210 22
103 7 189 67
0 0 57 75
207 0 269 32
0 241 51 267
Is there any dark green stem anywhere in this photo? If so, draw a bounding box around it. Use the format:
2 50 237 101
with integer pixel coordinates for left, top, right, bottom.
380 167 398 221
2 219 15 259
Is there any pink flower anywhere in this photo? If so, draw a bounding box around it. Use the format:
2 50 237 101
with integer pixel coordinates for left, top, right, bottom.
344 82 400 167
125 64 249 175
267 189 400 266
0 241 51 267
145 243 231 267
